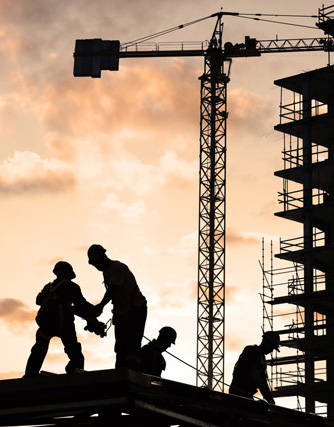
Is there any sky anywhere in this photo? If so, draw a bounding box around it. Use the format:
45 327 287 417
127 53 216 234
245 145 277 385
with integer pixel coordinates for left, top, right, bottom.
0 0 332 410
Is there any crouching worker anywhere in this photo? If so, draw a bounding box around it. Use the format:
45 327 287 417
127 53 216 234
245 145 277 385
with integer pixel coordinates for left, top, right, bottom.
140 326 177 377
229 331 280 404
24 261 105 377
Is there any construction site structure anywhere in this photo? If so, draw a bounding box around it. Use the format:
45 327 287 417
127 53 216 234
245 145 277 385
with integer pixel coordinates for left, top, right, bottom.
73 5 334 393
261 61 334 420
1 368 334 427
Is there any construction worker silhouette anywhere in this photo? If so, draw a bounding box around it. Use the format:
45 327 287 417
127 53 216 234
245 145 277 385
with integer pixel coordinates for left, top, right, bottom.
140 326 177 376
88 244 147 370
24 261 104 377
229 331 280 404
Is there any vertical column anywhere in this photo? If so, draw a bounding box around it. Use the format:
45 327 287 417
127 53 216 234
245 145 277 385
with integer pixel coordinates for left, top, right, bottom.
326 87 334 420
196 49 229 391
302 76 315 414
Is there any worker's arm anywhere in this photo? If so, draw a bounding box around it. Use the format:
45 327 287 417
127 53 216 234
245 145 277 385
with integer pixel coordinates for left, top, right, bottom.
71 284 96 319
259 379 275 404
94 287 114 316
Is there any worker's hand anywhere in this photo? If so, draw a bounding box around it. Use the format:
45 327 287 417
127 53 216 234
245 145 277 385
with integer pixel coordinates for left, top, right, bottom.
94 303 104 317
84 318 106 338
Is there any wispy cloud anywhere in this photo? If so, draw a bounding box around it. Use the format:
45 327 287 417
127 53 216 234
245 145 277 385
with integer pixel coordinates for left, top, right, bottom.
226 229 260 247
0 298 35 326
168 231 197 258
228 88 273 134
0 151 75 194
150 278 197 311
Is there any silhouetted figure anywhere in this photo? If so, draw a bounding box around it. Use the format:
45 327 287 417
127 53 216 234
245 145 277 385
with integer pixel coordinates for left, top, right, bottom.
229 331 280 404
24 261 103 377
140 326 177 376
88 244 147 370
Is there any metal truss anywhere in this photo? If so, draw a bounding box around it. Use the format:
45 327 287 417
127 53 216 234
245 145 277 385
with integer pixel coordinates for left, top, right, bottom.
196 48 230 392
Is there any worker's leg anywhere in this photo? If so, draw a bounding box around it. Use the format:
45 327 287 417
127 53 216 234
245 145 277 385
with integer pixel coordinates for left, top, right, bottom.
129 303 147 369
24 329 50 377
61 321 84 373
114 320 128 368
126 303 147 370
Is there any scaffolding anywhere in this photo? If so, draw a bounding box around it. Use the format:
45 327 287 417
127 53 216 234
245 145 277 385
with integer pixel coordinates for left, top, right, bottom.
262 64 334 420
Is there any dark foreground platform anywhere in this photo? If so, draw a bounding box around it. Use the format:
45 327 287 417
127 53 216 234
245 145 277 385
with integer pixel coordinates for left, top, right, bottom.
0 369 332 427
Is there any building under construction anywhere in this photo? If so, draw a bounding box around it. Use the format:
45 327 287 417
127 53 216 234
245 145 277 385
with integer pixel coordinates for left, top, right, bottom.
2 5 334 427
262 62 334 419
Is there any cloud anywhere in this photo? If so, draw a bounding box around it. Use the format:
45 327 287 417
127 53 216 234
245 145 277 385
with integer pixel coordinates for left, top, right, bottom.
143 246 154 256
228 88 273 134
168 231 197 258
226 229 260 247
0 150 76 194
0 298 35 326
100 192 146 221
226 335 246 352
150 278 197 311
7 58 199 143
95 149 196 219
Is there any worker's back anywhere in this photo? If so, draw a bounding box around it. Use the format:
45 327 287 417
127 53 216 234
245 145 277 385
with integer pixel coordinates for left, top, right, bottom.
229 345 266 399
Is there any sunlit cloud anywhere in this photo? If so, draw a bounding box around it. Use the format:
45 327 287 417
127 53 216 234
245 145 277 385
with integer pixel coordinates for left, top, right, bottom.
143 246 154 256
100 192 146 220
0 298 35 326
226 229 260 246
0 150 76 194
168 231 197 258
228 88 273 133
150 278 196 311
226 335 246 352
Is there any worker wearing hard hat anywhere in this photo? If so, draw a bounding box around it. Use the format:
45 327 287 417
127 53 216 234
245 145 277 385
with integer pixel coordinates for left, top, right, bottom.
229 331 280 404
88 244 147 371
24 261 104 377
140 326 177 376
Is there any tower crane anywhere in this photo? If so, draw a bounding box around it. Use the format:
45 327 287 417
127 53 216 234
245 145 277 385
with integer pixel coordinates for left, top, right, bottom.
73 6 334 392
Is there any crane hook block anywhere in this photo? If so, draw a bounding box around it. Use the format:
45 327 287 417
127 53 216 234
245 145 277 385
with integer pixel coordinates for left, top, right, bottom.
73 39 120 78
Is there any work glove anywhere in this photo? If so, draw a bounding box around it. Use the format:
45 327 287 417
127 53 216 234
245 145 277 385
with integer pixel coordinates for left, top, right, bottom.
84 318 106 338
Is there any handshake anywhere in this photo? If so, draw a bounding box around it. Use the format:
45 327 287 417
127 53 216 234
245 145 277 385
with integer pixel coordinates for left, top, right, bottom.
84 317 107 338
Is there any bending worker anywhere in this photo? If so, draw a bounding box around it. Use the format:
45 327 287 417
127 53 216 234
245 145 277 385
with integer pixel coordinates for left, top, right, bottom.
88 244 147 370
140 326 177 376
229 331 280 404
24 261 104 377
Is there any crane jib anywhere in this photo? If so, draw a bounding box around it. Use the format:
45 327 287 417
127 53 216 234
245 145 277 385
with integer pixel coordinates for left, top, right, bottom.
73 36 333 78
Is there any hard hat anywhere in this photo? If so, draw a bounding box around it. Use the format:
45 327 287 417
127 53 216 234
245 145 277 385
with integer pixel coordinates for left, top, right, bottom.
263 331 280 351
87 244 106 262
53 261 76 280
159 326 177 344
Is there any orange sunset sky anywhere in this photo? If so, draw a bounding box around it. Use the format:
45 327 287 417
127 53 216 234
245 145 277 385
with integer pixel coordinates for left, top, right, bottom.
0 0 331 406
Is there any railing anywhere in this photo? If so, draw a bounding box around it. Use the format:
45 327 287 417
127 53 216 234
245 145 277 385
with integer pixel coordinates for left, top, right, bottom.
318 4 334 24
274 366 327 389
282 143 328 168
287 273 327 295
278 188 327 211
280 231 325 253
279 99 328 124
120 40 209 52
